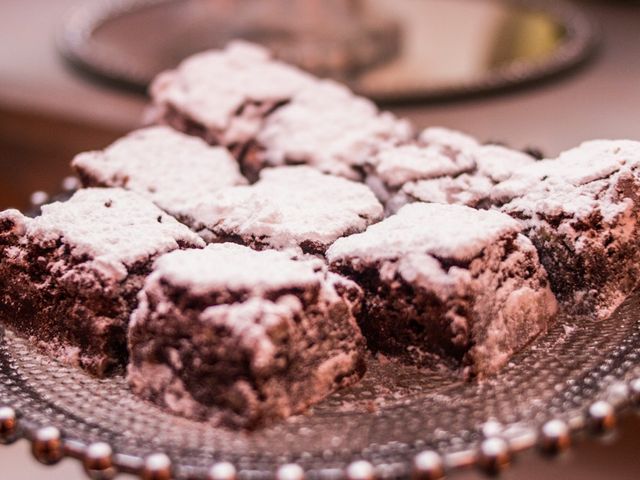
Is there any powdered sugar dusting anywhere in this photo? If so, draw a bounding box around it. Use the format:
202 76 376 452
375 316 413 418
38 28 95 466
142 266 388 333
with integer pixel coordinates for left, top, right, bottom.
327 202 520 263
367 127 534 211
26 188 204 279
372 144 475 188
73 126 246 215
200 298 300 373
494 140 640 204
153 243 322 295
396 253 472 301
501 140 640 223
151 41 315 136
256 81 413 179
392 145 533 209
419 127 480 152
186 166 383 251
473 145 536 183
400 174 494 208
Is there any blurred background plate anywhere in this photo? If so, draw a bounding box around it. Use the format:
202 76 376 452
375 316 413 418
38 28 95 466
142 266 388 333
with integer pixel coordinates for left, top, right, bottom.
58 0 598 102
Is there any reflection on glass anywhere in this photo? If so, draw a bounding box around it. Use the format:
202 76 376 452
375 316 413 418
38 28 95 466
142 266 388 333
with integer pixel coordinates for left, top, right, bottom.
69 0 589 101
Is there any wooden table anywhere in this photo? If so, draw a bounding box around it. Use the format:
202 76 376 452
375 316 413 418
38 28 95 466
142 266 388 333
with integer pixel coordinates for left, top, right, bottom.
0 1 639 479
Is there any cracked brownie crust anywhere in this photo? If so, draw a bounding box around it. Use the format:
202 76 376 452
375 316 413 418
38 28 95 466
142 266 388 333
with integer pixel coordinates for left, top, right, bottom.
127 244 366 428
361 126 536 213
383 136 536 212
0 189 204 376
246 81 413 180
149 42 411 181
328 203 557 375
149 42 315 149
182 166 384 254
501 140 640 316
72 126 247 221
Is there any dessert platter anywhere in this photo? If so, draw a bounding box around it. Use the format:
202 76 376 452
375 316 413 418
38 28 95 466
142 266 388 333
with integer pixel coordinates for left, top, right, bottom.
1 42 640 480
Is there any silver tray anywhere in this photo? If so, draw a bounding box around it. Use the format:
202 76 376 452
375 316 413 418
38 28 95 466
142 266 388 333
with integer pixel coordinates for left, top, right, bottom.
58 0 598 102
1 286 639 480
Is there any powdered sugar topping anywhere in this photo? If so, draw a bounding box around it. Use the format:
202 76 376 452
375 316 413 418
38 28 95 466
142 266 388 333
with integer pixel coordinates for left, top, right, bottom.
151 41 315 132
256 81 413 179
186 166 383 251
501 140 640 222
495 140 640 203
473 145 536 183
200 298 301 372
327 202 520 263
419 127 480 152
153 243 322 295
401 174 494 207
72 126 246 215
372 144 475 188
26 188 204 279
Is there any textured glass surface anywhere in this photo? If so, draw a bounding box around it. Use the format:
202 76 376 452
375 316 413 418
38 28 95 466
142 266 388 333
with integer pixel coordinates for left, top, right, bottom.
1 292 639 478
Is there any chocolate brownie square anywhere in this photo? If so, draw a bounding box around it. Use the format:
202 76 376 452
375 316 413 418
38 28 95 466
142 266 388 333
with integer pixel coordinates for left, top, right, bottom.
500 140 640 316
149 41 411 180
72 126 247 224
391 145 536 210
246 81 413 180
149 41 315 157
0 188 204 376
182 166 384 254
364 142 476 207
327 203 557 376
392 174 496 211
373 131 536 212
127 243 366 428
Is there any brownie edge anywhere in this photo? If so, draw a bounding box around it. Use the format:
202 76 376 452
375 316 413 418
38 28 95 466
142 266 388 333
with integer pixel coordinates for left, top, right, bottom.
127 244 366 428
0 189 204 376
327 203 558 376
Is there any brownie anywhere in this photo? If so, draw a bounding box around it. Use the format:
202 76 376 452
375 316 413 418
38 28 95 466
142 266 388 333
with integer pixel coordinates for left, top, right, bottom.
0 188 204 376
416 128 536 187
72 126 247 223
364 142 476 207
418 127 481 151
389 145 536 210
390 145 536 211
149 41 315 158
499 140 640 317
149 41 411 180
327 203 557 376
127 243 366 428
246 80 413 180
391 173 496 211
181 166 384 254
373 129 536 212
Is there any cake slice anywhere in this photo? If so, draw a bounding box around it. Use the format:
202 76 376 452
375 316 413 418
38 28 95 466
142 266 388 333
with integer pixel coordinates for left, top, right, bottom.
183 166 384 254
327 203 557 376
0 188 204 376
127 243 366 428
500 140 640 317
149 41 411 180
72 126 247 223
